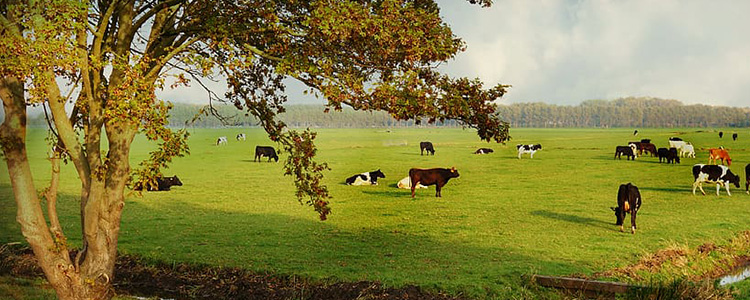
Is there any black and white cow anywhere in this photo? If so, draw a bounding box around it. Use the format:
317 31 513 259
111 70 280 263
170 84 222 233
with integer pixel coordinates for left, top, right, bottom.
254 146 279 162
746 163 750 194
420 141 435 155
236 133 246 141
474 148 494 154
216 136 228 145
657 148 680 164
633 129 638 136
615 145 636 160
345 169 386 185
692 164 741 196
517 144 542 159
610 183 642 234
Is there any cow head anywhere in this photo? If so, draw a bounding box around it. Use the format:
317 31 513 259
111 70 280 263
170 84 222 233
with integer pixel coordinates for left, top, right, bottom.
727 171 740 188
272 154 279 162
449 167 460 178
610 207 624 225
371 169 385 179
167 176 183 187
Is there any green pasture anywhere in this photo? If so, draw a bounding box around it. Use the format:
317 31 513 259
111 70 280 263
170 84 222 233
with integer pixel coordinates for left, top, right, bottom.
2 127 750 298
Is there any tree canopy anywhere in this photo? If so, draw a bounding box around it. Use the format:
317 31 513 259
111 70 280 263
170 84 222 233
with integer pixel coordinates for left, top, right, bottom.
1 0 508 298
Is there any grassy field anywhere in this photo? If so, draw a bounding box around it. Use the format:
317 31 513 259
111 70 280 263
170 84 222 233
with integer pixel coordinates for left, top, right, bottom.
2 127 750 298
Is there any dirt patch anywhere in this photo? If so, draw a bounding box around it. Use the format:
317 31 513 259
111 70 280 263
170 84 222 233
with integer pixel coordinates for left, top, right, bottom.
1 244 464 300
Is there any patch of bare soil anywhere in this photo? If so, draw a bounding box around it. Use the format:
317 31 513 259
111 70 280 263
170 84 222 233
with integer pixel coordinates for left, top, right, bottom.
1 244 464 300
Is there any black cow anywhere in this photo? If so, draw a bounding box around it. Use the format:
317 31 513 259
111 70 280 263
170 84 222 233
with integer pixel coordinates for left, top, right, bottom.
135 175 183 191
474 148 494 154
745 163 750 194
692 164 740 196
345 169 386 185
719 131 724 138
409 167 459 198
610 183 642 234
254 146 279 162
733 133 738 141
657 147 680 164
615 145 636 160
420 141 435 155
640 139 651 143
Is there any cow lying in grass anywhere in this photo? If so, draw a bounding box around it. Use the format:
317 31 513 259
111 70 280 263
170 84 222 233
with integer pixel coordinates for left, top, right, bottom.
409 167 459 198
397 176 427 189
610 183 642 234
474 148 493 154
346 169 386 186
134 175 183 191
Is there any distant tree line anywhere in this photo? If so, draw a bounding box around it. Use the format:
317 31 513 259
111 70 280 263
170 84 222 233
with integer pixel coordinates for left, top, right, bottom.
18 97 749 128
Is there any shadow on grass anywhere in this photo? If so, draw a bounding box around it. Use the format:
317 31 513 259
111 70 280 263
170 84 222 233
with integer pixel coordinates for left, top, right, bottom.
638 186 693 193
530 210 615 231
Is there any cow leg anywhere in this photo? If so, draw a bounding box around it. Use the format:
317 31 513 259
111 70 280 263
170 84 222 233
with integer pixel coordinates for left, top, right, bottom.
411 185 416 198
724 182 732 196
630 209 637 234
435 185 441 197
695 181 707 195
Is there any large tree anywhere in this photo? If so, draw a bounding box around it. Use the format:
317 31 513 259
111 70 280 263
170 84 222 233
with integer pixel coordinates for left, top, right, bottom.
0 0 509 298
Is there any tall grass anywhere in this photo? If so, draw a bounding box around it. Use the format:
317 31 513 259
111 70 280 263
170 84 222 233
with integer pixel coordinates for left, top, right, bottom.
1 127 750 298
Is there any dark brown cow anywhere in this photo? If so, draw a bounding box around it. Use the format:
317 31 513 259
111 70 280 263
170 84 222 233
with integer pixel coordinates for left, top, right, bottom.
409 167 459 198
746 163 750 194
610 183 642 234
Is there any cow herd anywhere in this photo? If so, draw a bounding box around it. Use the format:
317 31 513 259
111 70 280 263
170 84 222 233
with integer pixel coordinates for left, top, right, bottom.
612 132 749 234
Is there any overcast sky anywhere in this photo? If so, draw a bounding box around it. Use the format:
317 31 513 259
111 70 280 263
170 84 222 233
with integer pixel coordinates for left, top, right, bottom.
158 0 750 108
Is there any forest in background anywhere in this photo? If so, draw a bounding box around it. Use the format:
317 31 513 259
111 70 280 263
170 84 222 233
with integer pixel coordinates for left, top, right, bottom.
19 97 750 128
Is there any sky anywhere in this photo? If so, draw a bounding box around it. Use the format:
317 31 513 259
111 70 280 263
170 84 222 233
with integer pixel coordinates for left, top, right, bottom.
159 0 749 108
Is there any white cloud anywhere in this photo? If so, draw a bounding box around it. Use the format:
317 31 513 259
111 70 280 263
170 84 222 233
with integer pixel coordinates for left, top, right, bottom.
436 0 750 107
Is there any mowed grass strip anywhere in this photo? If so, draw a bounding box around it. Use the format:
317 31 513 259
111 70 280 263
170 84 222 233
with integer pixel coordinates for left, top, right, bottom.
1 127 750 297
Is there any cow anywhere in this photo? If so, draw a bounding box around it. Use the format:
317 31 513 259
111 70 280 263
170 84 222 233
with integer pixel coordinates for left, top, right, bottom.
733 133 738 141
517 144 542 159
135 175 183 191
640 139 651 144
679 143 696 158
657 148 680 164
719 131 724 138
420 141 435 155
641 143 657 157
408 167 459 198
692 164 740 196
708 148 731 166
216 136 228 145
474 148 494 154
633 129 638 136
397 176 427 189
610 183 642 234
746 163 750 194
346 169 386 186
669 137 683 141
627 141 642 155
615 145 636 160
236 133 246 141
254 146 279 162
668 139 687 153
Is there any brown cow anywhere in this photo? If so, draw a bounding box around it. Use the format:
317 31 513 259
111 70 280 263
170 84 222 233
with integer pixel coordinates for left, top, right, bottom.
708 148 732 166
409 167 460 198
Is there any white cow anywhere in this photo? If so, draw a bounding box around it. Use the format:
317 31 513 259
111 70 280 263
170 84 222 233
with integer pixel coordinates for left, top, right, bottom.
680 143 695 158
216 136 228 145
397 176 427 189
668 139 687 153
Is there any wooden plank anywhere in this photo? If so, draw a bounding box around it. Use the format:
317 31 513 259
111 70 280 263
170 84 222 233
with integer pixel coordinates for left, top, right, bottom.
531 275 633 295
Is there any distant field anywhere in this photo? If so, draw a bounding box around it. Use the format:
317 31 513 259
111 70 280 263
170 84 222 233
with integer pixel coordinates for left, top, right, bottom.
2 127 750 298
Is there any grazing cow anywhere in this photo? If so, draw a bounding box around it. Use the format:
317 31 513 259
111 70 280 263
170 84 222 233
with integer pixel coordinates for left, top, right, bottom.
627 142 642 155
216 136 228 145
679 143 696 158
610 183 642 234
719 131 724 138
408 167 459 198
745 163 750 194
615 145 636 160
254 146 279 162
236 133 246 141
346 169 386 186
633 129 638 136
692 164 740 196
708 148 731 166
517 144 542 159
641 143 657 157
668 139 687 153
135 175 183 191
397 176 427 189
733 133 738 141
420 141 435 155
474 148 494 154
657 148 680 164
